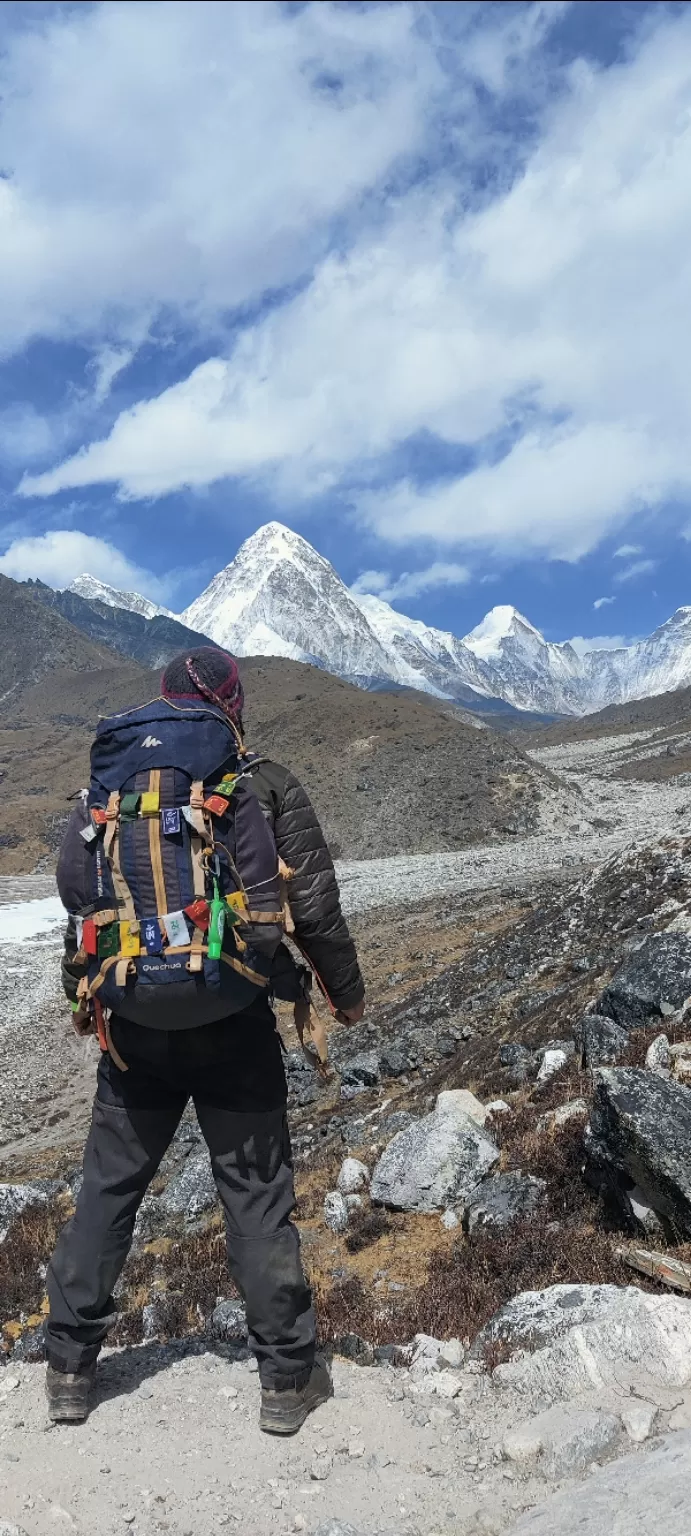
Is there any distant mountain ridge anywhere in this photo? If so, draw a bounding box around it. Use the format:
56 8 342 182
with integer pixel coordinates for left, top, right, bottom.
25 581 212 671
65 522 691 717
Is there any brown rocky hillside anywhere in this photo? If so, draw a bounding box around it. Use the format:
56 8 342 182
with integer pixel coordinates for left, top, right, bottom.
0 646 558 872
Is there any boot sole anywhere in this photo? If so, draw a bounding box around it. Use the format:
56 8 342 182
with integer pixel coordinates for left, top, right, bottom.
259 1381 334 1436
47 1400 90 1423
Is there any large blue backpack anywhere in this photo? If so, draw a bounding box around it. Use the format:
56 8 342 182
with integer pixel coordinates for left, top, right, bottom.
78 698 285 1025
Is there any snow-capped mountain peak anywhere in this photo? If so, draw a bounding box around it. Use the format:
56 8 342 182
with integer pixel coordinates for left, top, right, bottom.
63 529 691 717
464 605 544 660
68 573 173 621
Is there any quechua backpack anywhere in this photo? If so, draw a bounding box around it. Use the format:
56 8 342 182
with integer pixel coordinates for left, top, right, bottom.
76 698 285 1024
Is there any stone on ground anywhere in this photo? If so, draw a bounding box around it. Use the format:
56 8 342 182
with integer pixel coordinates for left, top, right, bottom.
370 1106 499 1213
537 1098 588 1132
336 1158 369 1195
436 1089 488 1126
324 1191 349 1233
466 1171 547 1235
588 1067 691 1235
620 1399 657 1442
537 1048 568 1083
505 1431 691 1534
0 1524 29 1536
472 1282 632 1357
573 1013 629 1067
598 932 691 1030
503 1404 619 1478
645 1032 672 1074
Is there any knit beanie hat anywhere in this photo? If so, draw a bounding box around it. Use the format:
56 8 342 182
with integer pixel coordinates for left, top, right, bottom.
161 647 244 722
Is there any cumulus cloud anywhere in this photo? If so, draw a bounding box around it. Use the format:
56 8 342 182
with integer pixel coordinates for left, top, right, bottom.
351 561 470 602
0 529 165 597
593 595 616 609
568 634 633 656
10 2 691 569
0 0 438 358
613 558 658 583
614 544 643 558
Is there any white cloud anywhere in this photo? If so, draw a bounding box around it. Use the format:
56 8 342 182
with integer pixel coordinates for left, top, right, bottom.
0 529 164 597
613 543 643 558
613 557 658 583
0 1 438 359
351 561 470 601
593 595 616 609
11 2 691 570
568 634 633 656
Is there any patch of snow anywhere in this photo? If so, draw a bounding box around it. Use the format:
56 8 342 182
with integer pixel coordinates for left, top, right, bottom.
0 898 66 946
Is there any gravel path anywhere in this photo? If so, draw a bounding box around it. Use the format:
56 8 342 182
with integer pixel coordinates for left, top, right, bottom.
0 1348 654 1536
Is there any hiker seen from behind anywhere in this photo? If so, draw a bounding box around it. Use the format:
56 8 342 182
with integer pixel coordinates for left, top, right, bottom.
47 647 365 1432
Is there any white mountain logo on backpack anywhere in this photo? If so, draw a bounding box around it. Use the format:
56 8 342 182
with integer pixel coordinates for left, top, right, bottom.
140 735 163 747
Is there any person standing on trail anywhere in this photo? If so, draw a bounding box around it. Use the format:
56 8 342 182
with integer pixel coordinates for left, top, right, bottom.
46 647 365 1431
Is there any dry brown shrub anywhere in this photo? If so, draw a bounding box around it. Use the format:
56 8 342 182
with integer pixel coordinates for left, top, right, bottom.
345 1208 392 1255
0 1202 66 1323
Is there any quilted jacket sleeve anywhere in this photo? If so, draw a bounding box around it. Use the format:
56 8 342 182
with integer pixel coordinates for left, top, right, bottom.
250 761 365 1011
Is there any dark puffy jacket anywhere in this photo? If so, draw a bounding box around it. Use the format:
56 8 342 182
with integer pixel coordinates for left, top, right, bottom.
59 757 364 1016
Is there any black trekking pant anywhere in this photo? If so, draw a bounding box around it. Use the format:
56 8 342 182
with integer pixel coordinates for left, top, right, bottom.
46 1001 316 1388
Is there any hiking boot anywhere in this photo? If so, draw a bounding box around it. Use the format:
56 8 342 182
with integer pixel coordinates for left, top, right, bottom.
45 1363 96 1423
259 1354 333 1436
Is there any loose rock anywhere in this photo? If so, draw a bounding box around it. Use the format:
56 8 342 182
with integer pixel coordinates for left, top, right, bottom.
588 1067 691 1236
466 1172 547 1236
324 1191 349 1234
645 1033 672 1074
573 1014 629 1068
436 1089 488 1126
620 1399 657 1442
598 932 691 1031
536 1049 568 1084
503 1405 619 1478
370 1107 499 1213
336 1158 369 1196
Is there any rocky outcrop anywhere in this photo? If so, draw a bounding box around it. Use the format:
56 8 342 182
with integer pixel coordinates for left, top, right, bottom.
597 932 691 1030
506 1431 691 1535
494 1288 691 1405
588 1067 691 1236
472 1282 633 1359
370 1102 499 1213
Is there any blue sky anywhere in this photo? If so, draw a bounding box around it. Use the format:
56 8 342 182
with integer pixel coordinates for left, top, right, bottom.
1 0 691 652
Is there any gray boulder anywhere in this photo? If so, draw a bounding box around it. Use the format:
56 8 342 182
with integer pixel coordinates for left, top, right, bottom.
340 1050 380 1099
371 1108 499 1213
337 1158 369 1196
159 1150 217 1222
503 1404 620 1479
500 1042 533 1083
465 1172 547 1236
495 1290 691 1405
598 932 691 1030
472 1282 634 1358
588 1067 691 1235
573 1013 629 1067
505 1431 691 1535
